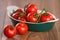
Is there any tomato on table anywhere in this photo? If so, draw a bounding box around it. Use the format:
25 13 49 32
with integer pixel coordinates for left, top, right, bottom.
15 23 28 35
3 24 16 38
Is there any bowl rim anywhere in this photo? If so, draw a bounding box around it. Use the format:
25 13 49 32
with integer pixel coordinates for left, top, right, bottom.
7 6 59 24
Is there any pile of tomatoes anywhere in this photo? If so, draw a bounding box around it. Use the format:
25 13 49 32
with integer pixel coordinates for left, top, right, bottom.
11 3 55 22
3 3 55 38
4 23 28 38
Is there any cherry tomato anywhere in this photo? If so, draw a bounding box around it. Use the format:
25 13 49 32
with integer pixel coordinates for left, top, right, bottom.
40 13 55 22
3 24 16 38
11 9 23 19
12 12 21 19
15 23 28 35
25 3 38 14
27 12 39 22
18 17 26 21
18 13 26 21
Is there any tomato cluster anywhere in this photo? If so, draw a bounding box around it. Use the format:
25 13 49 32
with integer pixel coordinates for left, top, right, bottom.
11 9 26 21
11 3 55 23
3 23 28 38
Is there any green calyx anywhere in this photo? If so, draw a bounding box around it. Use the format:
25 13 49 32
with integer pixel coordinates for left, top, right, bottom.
34 13 40 23
42 8 48 16
19 12 26 17
42 8 47 13
34 13 39 18
40 8 48 14
24 3 30 11
44 13 48 16
10 26 14 30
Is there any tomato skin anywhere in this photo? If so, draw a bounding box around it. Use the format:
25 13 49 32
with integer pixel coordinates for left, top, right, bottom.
25 4 38 14
40 13 54 22
11 9 23 19
16 23 28 35
27 12 38 22
4 24 16 38
18 14 26 21
12 12 21 19
18 17 26 21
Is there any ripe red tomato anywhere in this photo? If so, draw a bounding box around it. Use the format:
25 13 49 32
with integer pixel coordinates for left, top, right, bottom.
18 17 26 21
12 12 21 19
40 13 55 22
27 12 38 22
3 24 16 38
15 23 28 35
11 9 23 19
18 13 26 21
25 3 38 14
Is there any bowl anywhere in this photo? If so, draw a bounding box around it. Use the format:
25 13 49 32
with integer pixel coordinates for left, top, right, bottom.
7 6 59 32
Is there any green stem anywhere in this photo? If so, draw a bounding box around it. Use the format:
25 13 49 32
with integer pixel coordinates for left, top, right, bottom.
19 12 26 17
24 3 30 11
10 26 14 30
42 8 48 16
42 8 47 13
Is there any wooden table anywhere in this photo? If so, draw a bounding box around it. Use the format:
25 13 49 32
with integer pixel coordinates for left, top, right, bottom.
0 0 60 40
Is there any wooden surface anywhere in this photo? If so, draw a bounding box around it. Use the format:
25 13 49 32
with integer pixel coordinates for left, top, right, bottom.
0 0 60 40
